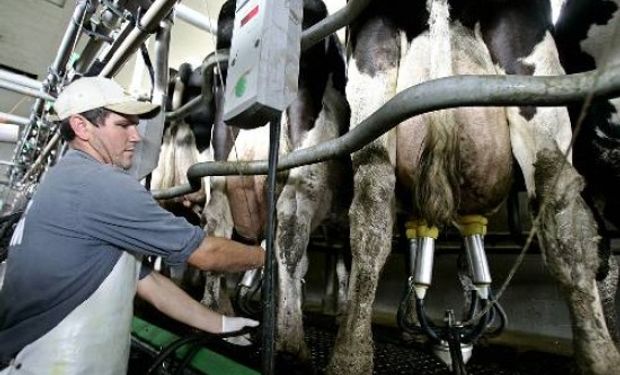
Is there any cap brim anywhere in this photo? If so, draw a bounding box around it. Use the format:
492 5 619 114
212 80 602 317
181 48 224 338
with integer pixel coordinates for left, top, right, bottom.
105 100 161 119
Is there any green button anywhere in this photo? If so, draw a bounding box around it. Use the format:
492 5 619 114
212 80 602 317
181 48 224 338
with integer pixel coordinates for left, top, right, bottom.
235 74 247 97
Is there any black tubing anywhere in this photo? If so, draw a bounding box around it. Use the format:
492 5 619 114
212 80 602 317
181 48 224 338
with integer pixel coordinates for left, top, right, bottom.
415 297 442 342
172 342 202 375
146 327 255 374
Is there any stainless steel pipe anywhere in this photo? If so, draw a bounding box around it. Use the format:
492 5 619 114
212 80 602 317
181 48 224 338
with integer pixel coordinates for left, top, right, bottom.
0 80 54 102
0 70 41 91
152 65 620 200
100 0 178 77
0 112 29 126
175 4 217 34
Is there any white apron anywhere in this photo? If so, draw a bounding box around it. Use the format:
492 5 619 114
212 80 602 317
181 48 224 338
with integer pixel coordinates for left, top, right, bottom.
1 252 140 375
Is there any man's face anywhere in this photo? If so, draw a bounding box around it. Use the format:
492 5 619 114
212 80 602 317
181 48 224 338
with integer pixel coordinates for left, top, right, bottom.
87 112 141 170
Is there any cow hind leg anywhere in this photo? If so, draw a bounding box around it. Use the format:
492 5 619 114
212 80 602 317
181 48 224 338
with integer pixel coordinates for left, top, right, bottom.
326 11 400 372
534 150 620 374
482 2 620 371
597 248 620 345
327 145 395 375
274 176 313 368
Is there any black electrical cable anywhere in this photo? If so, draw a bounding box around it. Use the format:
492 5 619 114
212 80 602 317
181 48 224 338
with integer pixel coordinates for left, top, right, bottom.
261 114 282 375
146 326 255 374
139 43 155 93
464 290 478 322
447 327 468 375
460 299 492 343
415 296 441 342
172 341 203 375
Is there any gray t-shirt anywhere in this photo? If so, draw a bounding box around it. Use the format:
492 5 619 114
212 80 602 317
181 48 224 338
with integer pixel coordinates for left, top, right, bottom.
0 149 205 360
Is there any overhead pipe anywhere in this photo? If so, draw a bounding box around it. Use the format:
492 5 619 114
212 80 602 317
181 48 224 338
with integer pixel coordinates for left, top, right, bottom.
175 4 217 34
152 65 620 199
0 80 55 102
0 70 41 91
99 0 178 78
0 125 20 143
0 112 29 126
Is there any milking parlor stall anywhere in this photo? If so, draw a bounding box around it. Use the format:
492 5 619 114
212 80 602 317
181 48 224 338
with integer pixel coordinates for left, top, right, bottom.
1 0 620 374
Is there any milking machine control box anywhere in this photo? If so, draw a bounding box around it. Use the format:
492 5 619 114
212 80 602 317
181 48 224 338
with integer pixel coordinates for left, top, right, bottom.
223 0 302 128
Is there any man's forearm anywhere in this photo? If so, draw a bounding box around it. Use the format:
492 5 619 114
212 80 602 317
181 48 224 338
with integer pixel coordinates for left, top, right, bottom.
137 271 223 333
188 236 264 272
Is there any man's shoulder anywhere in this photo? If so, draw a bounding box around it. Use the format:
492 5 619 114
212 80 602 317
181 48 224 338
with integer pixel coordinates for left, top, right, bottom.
60 150 139 188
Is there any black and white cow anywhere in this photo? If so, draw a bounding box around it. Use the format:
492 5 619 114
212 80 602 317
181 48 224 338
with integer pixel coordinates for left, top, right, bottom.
151 65 213 227
555 0 620 344
329 0 620 374
203 0 352 364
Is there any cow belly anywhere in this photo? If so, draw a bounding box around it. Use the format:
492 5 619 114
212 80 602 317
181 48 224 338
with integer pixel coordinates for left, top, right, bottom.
225 126 272 241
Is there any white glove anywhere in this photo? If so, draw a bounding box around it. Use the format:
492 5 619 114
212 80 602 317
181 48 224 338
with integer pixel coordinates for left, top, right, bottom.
221 316 259 346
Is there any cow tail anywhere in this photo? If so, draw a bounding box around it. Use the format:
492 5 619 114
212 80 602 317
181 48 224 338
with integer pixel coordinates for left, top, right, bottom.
414 0 460 226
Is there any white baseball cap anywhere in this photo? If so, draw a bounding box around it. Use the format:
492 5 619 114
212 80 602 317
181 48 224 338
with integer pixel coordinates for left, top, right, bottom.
53 77 160 120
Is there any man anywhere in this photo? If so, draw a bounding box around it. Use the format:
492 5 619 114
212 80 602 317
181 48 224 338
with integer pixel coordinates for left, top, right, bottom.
0 77 265 374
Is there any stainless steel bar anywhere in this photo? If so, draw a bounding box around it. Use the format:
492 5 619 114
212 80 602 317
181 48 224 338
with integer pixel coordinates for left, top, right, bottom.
128 17 172 180
0 70 41 91
301 0 371 51
152 19 172 106
51 0 93 77
99 0 178 77
151 65 620 199
0 112 29 126
9 0 93 185
0 80 55 102
175 4 217 34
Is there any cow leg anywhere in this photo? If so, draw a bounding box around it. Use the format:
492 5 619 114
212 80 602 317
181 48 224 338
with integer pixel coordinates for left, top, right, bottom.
326 142 395 375
273 170 315 363
534 150 620 373
326 14 399 374
481 2 620 372
598 253 620 345
587 193 620 344
201 175 235 313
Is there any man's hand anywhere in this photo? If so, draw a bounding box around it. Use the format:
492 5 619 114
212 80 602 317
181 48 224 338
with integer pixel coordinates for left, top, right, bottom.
221 316 260 346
